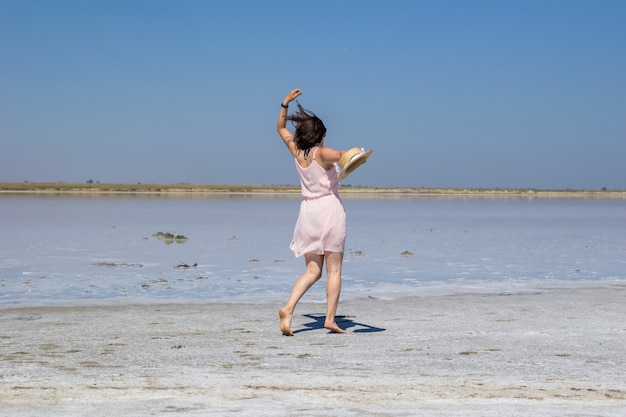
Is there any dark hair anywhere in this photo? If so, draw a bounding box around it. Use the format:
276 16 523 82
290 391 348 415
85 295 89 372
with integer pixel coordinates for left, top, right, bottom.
287 102 327 159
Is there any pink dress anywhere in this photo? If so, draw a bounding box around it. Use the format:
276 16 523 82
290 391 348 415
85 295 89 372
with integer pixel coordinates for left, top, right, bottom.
290 147 347 257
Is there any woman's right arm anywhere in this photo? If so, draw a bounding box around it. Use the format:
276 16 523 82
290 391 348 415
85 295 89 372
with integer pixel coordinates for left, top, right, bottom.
277 89 302 156
317 147 345 170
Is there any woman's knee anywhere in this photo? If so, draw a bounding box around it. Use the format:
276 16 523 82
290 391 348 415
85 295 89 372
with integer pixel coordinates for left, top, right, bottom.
313 272 324 282
304 254 324 280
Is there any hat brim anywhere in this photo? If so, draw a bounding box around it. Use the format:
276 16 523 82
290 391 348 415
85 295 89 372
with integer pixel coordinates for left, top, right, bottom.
338 149 373 181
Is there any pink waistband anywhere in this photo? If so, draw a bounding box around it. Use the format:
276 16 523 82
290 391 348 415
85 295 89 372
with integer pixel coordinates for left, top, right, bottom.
303 193 334 201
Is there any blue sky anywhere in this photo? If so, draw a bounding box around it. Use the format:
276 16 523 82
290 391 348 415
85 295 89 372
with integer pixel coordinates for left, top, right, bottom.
1 0 625 189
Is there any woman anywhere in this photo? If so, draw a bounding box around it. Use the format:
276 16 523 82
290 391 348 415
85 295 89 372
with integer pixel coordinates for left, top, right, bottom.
276 88 348 336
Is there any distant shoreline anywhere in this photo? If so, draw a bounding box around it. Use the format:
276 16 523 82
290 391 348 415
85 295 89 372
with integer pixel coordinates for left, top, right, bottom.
1 182 624 198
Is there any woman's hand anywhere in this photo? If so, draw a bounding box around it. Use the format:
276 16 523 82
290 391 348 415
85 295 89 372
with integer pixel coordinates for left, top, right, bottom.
283 89 302 106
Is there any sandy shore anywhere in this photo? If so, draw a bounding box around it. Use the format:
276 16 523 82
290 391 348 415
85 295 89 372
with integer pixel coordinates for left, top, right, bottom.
1 287 625 416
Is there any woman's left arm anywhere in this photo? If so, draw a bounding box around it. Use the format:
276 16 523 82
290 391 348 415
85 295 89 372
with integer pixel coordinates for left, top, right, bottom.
277 89 302 155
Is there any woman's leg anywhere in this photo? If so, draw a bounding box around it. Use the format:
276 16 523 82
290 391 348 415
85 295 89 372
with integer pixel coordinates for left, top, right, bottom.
324 251 345 333
279 253 324 336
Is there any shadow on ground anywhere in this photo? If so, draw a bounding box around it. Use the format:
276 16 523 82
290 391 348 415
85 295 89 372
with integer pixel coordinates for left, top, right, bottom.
293 314 386 334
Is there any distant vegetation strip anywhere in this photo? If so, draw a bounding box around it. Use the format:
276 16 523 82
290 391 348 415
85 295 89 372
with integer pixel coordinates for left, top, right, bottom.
0 182 301 194
1 182 624 198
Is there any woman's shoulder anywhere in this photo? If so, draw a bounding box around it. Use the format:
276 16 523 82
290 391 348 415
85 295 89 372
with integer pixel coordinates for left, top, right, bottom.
317 146 342 160
314 146 342 170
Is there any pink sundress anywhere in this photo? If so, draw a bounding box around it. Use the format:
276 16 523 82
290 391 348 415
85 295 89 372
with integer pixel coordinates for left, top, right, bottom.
290 147 346 256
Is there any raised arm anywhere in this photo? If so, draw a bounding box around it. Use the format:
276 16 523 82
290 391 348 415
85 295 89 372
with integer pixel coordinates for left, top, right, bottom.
277 89 302 155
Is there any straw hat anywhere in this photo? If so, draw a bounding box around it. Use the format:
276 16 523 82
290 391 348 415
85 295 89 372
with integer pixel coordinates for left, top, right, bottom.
337 147 374 181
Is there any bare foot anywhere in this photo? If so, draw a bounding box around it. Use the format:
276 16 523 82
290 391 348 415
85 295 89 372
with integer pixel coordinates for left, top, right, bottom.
279 308 293 336
324 321 345 334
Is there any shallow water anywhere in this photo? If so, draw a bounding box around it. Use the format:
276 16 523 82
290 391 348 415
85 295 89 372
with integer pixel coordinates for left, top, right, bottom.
1 194 625 306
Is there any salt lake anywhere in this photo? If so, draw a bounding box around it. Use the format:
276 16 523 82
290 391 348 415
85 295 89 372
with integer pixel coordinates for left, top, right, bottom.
1 194 625 306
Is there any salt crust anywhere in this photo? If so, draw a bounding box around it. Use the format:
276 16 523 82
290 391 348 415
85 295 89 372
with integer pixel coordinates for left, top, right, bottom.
1 287 625 416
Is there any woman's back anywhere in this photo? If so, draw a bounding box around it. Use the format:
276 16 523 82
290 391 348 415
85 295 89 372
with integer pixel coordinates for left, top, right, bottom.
294 147 340 199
